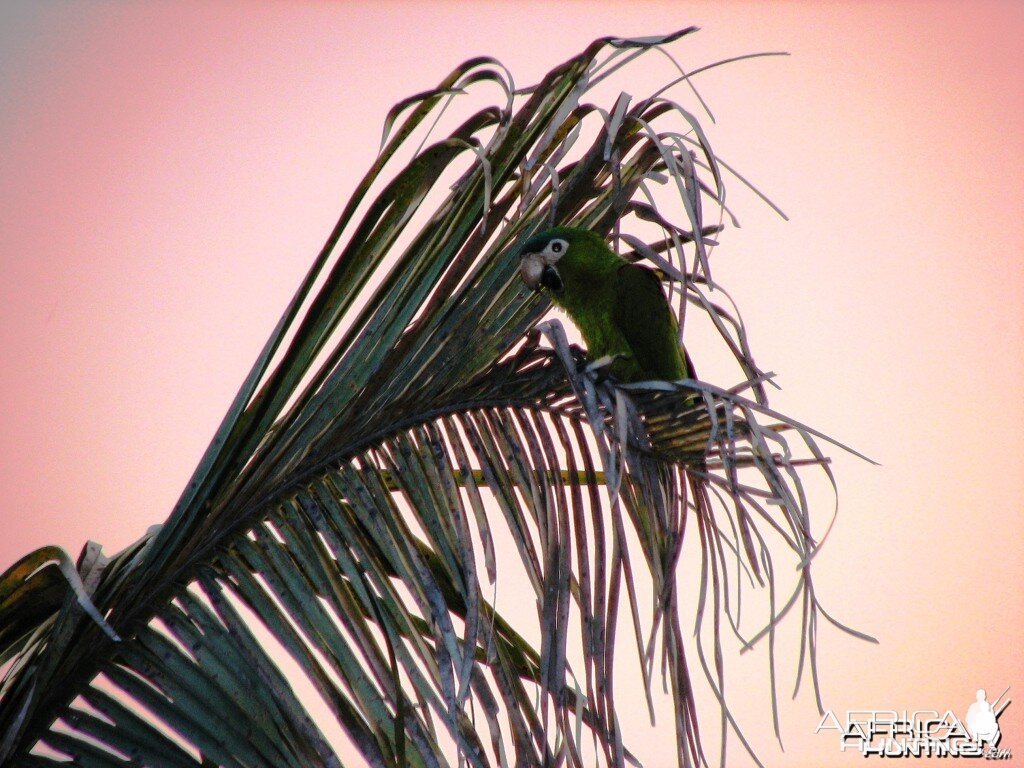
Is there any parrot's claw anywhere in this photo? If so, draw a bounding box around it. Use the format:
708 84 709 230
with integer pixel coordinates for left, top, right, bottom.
584 355 618 386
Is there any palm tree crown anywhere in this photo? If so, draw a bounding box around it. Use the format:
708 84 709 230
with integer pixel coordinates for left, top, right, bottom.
0 29 871 768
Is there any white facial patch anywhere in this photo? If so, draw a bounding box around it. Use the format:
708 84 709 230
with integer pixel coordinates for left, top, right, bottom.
544 238 569 263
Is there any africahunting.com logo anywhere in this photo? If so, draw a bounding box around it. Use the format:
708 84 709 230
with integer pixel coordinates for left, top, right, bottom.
815 687 1012 759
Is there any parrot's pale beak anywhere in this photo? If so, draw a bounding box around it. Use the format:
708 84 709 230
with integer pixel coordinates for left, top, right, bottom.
520 252 545 291
520 252 564 295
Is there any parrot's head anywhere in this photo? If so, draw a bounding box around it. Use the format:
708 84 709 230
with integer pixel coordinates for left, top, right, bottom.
518 226 618 297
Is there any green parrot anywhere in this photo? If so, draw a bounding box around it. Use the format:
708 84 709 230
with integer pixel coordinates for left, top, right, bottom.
519 226 693 383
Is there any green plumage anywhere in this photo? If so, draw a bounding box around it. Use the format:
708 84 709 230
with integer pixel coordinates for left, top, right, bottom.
520 227 692 383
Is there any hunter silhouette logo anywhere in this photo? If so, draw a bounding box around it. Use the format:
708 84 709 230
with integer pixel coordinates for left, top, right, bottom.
815 686 1012 759
966 688 1009 747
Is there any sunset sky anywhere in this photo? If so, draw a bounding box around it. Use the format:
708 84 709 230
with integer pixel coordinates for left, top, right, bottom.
1 2 1022 766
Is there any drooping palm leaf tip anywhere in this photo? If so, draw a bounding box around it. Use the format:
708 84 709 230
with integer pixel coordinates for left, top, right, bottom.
0 28 874 768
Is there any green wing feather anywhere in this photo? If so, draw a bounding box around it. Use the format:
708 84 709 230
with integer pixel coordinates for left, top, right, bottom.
612 264 690 382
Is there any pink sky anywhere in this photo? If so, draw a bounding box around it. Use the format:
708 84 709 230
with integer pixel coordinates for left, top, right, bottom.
1 2 1022 766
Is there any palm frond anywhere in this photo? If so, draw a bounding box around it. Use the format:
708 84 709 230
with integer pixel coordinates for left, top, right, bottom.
0 29 870 768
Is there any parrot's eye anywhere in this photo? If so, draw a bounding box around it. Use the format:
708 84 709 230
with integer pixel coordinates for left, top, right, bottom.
548 238 568 257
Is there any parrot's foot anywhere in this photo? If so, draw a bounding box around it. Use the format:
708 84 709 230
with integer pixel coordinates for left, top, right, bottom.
584 356 620 387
